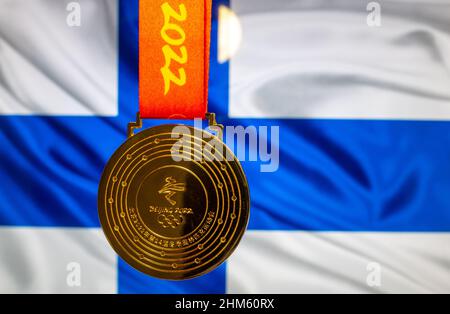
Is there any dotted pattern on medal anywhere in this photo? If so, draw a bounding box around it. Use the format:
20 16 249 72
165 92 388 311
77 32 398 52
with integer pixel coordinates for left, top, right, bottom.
100 127 249 278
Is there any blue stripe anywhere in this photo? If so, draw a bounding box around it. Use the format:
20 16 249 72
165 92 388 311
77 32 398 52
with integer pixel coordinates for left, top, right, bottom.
117 0 228 294
118 258 226 294
234 118 450 232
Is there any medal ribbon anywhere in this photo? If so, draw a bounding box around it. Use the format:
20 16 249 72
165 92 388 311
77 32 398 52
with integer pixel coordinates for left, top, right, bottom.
139 0 212 119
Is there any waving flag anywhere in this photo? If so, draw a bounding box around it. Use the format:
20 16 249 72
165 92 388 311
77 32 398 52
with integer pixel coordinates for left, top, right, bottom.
1 0 450 293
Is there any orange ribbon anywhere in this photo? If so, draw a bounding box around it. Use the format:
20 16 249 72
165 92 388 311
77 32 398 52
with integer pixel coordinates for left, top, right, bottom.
139 0 212 119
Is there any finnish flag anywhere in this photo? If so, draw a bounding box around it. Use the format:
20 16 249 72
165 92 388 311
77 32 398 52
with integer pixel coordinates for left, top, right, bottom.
1 0 450 293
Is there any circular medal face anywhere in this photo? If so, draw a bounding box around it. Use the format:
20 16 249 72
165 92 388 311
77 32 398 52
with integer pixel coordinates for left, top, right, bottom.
98 125 250 280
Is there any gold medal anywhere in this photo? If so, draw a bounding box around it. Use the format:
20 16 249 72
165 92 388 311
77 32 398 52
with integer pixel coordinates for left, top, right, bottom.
98 114 250 279
99 0 249 279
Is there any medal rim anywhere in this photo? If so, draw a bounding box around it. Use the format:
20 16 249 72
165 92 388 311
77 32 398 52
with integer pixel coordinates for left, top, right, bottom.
98 124 250 280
